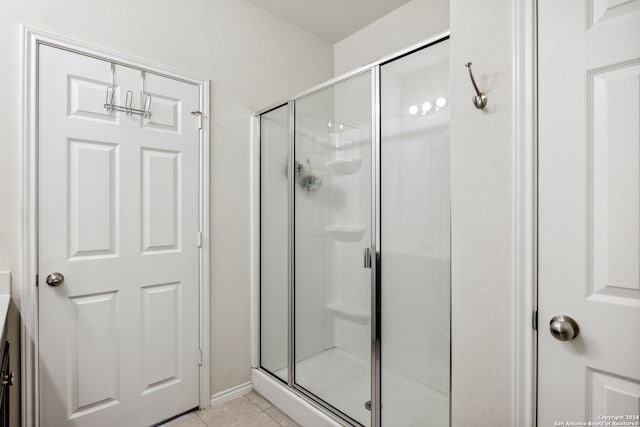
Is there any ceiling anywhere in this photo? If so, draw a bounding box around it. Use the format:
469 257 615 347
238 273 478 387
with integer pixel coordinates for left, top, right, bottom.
247 0 411 43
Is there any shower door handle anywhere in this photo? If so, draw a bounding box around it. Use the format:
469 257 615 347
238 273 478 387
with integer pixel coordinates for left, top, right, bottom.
364 248 372 269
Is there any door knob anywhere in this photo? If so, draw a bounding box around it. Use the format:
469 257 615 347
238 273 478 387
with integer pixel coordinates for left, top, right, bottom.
2 372 14 386
549 315 579 341
46 272 64 287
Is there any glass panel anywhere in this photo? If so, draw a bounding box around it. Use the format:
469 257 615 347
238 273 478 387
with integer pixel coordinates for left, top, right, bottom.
260 105 289 382
380 40 451 426
294 71 372 426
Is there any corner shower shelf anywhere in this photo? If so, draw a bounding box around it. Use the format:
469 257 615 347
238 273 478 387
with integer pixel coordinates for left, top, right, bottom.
325 158 362 176
325 226 365 242
326 302 370 324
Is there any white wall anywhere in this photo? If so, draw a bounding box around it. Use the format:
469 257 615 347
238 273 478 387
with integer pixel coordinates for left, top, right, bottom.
333 0 450 76
449 0 513 425
0 0 334 418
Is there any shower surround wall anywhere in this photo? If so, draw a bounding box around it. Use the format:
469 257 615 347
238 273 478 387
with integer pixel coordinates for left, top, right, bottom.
293 74 373 426
294 111 331 363
327 77 372 364
381 50 450 397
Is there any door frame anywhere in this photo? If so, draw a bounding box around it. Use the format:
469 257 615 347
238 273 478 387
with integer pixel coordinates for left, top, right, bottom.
20 26 211 427
513 0 538 426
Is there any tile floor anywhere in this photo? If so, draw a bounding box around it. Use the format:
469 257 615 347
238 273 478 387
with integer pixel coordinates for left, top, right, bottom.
162 390 301 427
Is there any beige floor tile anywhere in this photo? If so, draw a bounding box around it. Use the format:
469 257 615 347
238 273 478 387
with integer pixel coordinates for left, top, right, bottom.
265 407 301 427
158 392 300 427
245 390 273 410
196 396 265 427
161 411 207 426
231 411 281 427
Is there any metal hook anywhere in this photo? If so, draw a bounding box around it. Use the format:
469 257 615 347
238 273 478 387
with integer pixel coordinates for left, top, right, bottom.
143 95 152 119
465 62 488 110
125 90 134 115
102 86 152 118
104 87 115 111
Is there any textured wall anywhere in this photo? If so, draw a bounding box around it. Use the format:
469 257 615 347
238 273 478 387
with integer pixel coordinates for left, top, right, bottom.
333 0 450 76
0 0 334 417
450 0 514 425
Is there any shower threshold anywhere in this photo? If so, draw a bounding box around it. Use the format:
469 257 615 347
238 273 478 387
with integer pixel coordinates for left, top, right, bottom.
276 347 448 426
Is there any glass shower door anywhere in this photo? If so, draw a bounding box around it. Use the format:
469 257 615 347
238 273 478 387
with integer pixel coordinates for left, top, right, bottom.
380 40 451 426
293 71 373 426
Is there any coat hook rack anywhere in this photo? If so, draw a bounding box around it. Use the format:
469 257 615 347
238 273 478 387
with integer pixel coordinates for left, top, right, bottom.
465 62 487 110
104 87 153 119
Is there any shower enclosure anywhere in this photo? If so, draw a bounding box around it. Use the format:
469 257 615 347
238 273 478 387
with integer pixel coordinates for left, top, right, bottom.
257 34 450 427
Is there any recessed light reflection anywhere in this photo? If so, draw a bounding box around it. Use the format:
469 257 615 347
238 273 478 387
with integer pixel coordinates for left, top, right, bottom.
408 97 448 117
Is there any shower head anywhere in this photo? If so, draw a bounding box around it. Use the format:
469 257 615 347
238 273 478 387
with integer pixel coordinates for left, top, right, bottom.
299 174 321 193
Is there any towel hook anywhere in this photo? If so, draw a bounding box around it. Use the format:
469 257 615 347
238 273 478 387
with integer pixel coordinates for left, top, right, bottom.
105 86 115 111
102 87 152 118
124 90 134 115
465 62 487 110
142 95 152 119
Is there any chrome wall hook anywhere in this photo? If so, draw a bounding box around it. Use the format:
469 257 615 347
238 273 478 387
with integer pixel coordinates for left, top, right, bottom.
465 62 488 110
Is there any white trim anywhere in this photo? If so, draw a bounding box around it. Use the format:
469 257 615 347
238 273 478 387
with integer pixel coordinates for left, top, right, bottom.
21 25 41 427
249 116 260 369
25 27 205 85
512 1 537 427
198 79 212 409
21 26 212 426
209 382 253 406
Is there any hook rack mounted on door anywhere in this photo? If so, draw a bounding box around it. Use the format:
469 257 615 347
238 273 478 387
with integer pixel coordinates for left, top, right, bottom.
104 86 153 119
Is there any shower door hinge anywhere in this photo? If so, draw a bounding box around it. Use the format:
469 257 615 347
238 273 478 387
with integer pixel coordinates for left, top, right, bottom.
191 111 202 129
35 274 39 288
532 310 538 330
197 231 203 248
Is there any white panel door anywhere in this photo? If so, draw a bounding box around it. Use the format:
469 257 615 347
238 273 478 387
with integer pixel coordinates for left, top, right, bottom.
38 45 201 427
538 1 640 425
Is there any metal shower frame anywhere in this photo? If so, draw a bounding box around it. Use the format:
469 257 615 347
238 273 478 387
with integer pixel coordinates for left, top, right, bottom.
256 31 451 427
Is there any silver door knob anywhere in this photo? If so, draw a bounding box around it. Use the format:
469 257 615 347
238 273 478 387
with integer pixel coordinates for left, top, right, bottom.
2 372 14 386
46 272 64 287
549 315 579 341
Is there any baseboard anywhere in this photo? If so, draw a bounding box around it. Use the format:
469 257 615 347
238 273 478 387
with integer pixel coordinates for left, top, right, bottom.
210 381 253 406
